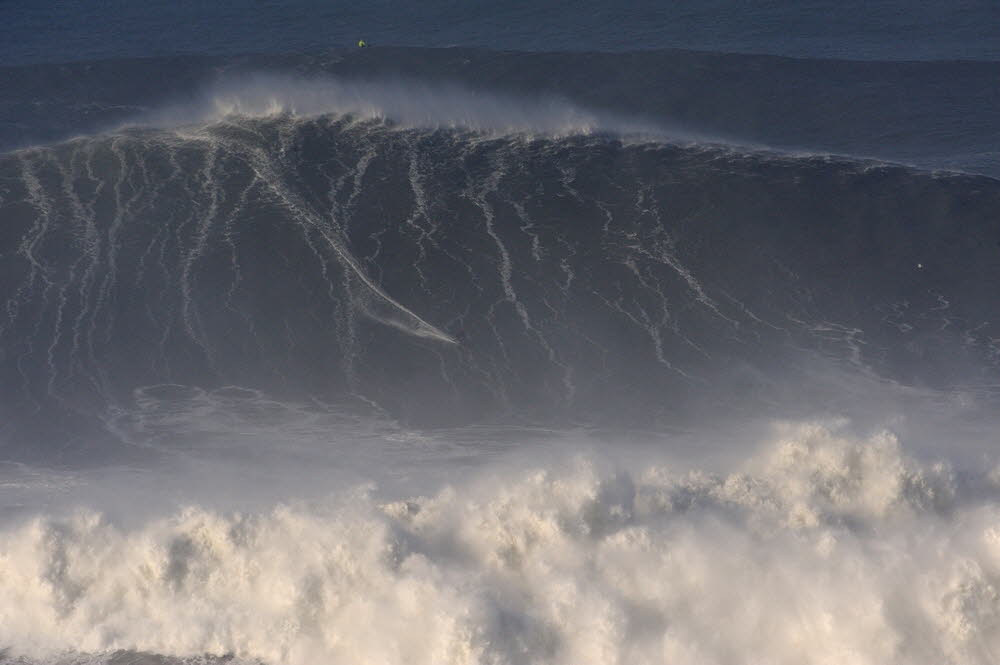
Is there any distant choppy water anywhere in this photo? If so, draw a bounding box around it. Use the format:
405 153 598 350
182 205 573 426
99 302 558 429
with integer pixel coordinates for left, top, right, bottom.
2 3 1000 665
3 0 999 64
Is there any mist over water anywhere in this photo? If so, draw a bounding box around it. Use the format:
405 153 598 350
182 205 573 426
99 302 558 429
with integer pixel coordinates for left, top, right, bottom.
144 75 643 139
1 8 1000 663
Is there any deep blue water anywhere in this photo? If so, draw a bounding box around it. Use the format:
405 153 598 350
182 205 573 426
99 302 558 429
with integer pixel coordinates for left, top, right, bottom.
3 0 999 66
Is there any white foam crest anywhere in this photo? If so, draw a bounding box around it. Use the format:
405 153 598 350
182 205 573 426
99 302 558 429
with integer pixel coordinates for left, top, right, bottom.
138 74 663 138
2 421 999 665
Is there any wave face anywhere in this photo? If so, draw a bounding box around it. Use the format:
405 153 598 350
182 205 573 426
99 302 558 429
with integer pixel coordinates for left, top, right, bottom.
2 98 1000 458
2 422 999 665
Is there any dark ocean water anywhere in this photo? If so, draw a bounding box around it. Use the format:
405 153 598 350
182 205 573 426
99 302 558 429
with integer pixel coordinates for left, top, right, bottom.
4 0 999 64
2 3 1000 664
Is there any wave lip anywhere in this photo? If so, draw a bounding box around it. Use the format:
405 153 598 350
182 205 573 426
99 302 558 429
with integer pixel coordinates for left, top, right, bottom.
136 73 671 139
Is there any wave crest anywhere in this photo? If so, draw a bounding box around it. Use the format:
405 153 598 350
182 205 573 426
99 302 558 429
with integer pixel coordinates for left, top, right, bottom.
140 74 659 138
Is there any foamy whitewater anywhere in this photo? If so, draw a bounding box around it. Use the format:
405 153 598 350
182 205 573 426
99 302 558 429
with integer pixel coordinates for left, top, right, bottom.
2 421 999 665
1 9 999 664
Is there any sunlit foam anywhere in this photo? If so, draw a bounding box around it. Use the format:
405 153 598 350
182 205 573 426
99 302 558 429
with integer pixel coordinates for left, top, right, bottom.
1 420 998 665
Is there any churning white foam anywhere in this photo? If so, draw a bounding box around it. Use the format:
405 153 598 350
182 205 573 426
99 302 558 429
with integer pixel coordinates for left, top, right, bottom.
2 420 999 664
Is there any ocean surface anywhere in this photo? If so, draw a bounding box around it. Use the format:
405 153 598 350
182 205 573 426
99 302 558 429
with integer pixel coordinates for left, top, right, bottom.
2 2 1000 664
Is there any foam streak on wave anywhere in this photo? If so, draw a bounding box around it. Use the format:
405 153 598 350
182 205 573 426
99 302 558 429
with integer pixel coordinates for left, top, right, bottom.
2 422 999 665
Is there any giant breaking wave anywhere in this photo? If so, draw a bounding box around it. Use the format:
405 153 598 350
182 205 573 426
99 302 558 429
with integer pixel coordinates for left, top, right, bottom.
1 83 998 459
2 67 1000 665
